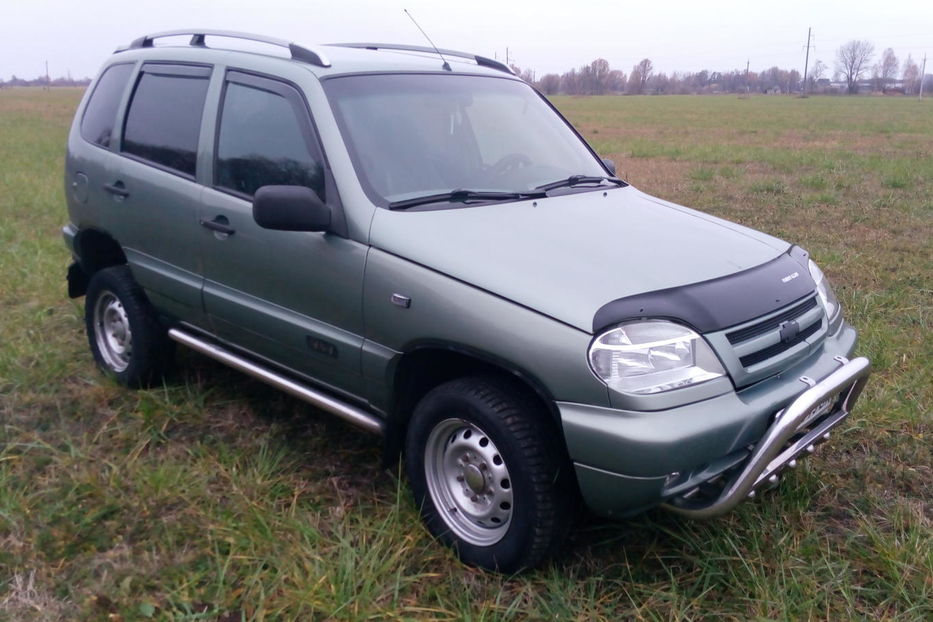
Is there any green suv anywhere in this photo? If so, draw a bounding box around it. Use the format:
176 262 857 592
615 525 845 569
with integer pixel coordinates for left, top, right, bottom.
64 30 871 572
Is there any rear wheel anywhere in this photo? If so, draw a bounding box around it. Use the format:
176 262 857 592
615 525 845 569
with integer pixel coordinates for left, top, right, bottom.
405 376 572 572
85 265 174 388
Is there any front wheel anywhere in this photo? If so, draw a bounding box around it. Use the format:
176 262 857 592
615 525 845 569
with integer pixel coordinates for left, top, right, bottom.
405 377 573 572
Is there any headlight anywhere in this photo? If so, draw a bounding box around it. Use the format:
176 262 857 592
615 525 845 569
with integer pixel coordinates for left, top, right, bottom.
588 321 726 395
808 259 840 319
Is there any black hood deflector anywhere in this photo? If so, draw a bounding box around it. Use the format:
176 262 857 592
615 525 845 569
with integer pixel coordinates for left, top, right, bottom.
593 246 815 334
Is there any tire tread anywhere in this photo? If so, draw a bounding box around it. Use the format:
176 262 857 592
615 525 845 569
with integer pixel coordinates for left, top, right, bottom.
85 265 174 388
406 375 573 572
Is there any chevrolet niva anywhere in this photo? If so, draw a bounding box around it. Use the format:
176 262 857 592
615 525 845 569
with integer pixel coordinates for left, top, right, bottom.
64 30 871 572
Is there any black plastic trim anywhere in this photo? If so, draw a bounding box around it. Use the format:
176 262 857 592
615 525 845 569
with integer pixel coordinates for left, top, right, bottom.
739 320 822 367
139 62 212 78
67 262 89 298
726 295 818 344
592 247 817 334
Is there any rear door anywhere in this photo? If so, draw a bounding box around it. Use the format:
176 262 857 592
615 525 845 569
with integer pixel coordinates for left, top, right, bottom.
110 62 213 325
199 70 367 397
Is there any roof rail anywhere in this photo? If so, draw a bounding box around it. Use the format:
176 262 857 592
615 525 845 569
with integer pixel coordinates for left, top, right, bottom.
328 43 513 75
117 29 331 68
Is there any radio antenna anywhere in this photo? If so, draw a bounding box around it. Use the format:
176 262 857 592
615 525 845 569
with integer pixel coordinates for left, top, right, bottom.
404 9 451 71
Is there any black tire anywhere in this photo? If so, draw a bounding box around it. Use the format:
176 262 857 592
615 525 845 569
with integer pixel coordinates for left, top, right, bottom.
405 376 573 572
84 265 174 388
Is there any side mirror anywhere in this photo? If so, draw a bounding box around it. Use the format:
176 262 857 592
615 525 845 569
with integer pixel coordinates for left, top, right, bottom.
601 158 617 176
252 185 330 232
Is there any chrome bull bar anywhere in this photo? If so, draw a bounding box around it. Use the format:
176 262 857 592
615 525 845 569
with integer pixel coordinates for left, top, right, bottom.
662 355 871 519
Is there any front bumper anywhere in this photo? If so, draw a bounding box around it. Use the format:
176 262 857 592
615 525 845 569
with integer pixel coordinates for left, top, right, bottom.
561 323 870 518
662 355 870 518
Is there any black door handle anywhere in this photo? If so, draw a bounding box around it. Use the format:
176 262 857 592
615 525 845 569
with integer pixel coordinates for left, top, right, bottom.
199 217 236 235
103 182 129 197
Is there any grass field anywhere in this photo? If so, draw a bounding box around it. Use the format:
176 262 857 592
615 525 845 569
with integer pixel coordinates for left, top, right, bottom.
1 87 930 621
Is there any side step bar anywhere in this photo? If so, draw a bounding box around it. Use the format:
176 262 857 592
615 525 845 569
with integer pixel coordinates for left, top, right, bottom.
168 328 384 435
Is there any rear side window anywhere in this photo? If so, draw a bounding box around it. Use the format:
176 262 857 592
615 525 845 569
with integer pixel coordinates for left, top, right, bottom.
215 75 324 198
80 64 133 147
122 65 211 177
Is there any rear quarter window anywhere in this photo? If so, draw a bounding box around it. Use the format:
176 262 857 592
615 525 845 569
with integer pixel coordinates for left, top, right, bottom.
122 65 211 177
80 63 134 148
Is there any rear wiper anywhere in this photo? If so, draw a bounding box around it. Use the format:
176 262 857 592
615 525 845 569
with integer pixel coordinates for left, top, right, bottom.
388 188 545 210
534 175 626 192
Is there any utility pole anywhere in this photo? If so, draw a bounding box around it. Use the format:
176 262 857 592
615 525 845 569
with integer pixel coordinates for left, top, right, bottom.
505 47 509 67
45 60 49 90
802 27 813 95
920 55 928 100
745 59 750 95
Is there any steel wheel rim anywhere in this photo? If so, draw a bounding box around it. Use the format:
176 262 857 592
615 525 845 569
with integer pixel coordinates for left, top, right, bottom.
424 418 513 546
93 291 132 372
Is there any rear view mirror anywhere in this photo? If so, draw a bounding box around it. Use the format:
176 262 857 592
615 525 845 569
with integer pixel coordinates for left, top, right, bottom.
252 185 331 232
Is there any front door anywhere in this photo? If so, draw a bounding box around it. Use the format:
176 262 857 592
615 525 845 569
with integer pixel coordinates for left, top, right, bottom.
199 70 366 398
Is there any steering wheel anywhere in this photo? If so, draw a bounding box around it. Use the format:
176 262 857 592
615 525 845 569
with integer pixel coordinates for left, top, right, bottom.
489 153 533 177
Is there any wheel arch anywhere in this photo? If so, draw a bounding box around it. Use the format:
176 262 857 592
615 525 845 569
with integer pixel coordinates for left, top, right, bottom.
381 341 565 465
68 228 127 297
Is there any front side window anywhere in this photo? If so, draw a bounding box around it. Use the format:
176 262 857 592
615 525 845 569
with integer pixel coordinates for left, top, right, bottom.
122 65 210 177
323 74 606 205
215 77 324 198
80 63 133 148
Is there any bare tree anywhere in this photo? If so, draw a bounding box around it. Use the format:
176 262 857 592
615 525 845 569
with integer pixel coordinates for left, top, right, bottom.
628 58 653 94
836 40 875 94
585 58 611 94
593 58 611 93
878 48 899 93
870 63 883 92
807 59 827 90
507 63 535 84
902 55 919 94
606 69 627 93
537 73 561 95
561 67 581 94
637 58 653 93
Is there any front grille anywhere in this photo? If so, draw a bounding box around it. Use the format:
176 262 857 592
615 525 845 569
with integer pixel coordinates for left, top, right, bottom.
739 319 822 367
721 294 826 374
727 296 818 344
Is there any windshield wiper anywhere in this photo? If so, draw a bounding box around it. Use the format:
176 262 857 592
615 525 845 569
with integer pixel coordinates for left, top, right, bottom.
388 188 546 210
534 175 626 192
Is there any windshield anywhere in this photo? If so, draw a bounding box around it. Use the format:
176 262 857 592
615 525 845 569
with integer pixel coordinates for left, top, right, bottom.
323 73 608 206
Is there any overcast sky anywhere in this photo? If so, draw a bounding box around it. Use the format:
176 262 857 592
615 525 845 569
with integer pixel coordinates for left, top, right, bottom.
2 0 930 80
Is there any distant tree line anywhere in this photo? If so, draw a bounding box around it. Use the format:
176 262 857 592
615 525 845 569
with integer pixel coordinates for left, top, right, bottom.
0 75 91 88
4 40 929 96
522 41 930 96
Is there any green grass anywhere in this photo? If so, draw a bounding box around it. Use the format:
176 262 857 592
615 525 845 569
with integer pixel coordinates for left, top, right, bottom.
1 88 931 620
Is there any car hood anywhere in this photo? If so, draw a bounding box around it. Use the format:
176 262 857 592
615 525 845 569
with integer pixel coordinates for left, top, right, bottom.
369 186 790 332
